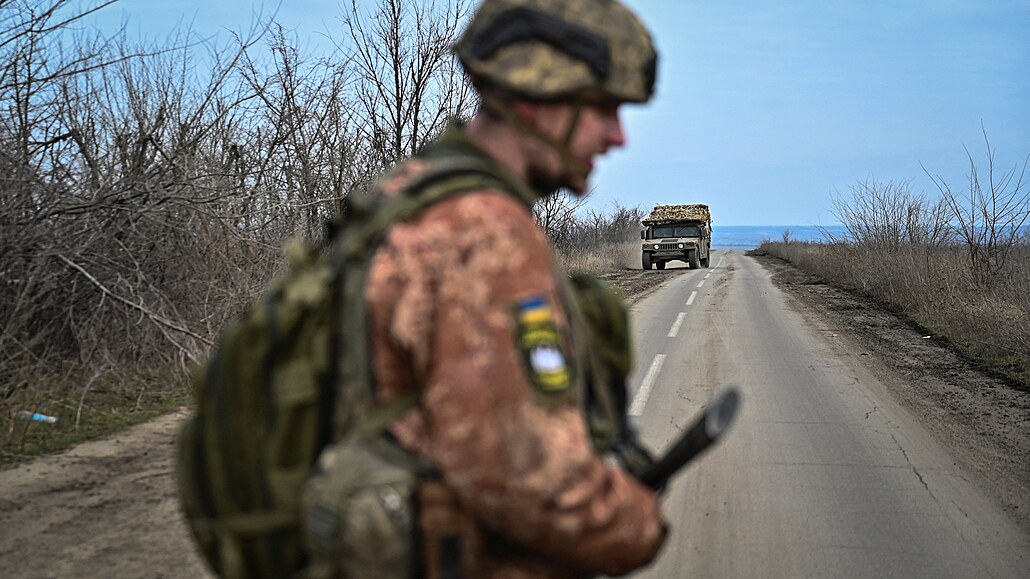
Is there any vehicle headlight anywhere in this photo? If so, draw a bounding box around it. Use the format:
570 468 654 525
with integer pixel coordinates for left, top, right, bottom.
653 244 659 250
678 243 684 249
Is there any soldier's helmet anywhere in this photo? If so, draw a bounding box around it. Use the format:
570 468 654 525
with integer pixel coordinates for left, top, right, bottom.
454 0 657 105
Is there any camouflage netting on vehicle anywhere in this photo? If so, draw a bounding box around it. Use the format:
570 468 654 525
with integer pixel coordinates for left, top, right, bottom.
641 204 711 225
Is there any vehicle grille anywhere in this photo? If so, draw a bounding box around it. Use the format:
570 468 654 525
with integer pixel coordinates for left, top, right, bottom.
659 242 682 251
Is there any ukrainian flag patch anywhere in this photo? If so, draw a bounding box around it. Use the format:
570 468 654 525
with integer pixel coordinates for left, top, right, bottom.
513 296 571 394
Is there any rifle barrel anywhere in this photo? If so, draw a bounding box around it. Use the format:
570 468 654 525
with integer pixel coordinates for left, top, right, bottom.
638 387 740 489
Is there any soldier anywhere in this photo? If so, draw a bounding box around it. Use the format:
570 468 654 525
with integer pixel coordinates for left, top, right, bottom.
364 0 666 576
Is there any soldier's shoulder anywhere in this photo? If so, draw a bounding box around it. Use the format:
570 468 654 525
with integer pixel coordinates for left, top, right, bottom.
376 158 435 199
379 191 544 264
421 190 535 229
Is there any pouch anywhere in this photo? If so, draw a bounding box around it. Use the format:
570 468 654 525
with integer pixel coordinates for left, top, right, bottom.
302 435 429 578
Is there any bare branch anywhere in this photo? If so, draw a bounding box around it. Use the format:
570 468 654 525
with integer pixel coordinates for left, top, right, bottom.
55 254 213 346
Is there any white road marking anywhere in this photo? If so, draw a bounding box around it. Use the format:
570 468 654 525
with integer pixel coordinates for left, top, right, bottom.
697 279 706 288
630 355 665 416
716 256 726 268
704 273 711 279
668 312 686 338
686 291 697 306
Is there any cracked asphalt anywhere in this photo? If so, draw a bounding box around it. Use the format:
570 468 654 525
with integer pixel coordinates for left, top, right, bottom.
623 250 1028 578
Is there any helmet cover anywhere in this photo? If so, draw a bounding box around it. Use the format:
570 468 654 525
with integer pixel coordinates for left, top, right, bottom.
455 0 658 104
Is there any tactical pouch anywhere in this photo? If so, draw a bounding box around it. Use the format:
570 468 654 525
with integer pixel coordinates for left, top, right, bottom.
302 434 432 579
566 273 657 479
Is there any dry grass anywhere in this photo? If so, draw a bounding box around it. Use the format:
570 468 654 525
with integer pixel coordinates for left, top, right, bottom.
0 364 185 467
760 240 1030 390
556 241 641 273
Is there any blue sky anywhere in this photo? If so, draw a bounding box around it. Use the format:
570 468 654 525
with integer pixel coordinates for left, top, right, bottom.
90 0 1029 225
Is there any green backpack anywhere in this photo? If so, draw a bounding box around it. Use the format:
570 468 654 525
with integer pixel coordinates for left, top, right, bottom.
176 158 527 579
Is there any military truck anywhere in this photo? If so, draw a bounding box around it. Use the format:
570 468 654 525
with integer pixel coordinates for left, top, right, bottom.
640 204 712 270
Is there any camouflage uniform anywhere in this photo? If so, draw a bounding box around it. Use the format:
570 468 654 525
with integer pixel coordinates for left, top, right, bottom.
365 125 667 578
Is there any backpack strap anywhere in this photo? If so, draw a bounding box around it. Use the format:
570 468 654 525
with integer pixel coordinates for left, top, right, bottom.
338 157 536 262
332 155 527 441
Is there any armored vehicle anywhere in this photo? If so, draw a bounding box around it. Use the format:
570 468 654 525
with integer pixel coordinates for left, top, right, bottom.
640 204 712 270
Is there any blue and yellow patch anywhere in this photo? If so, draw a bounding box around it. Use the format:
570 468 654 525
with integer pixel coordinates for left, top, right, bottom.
513 296 571 395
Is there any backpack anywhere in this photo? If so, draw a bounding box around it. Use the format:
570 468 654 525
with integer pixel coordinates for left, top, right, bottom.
175 157 528 579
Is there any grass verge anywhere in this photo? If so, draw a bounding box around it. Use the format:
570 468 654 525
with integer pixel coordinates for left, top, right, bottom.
758 240 1029 391
1 368 190 468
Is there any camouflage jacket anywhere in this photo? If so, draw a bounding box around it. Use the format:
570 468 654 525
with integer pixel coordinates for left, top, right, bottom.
365 124 667 578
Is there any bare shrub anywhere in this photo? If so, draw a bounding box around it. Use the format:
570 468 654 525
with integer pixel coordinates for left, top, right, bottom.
830 179 950 251
342 0 475 170
761 172 1029 388
235 26 364 244
827 180 952 303
534 196 647 272
533 188 588 251
924 127 1029 286
1 0 475 458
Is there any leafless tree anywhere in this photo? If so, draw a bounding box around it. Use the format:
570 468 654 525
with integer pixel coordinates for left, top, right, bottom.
1 0 269 396
830 179 949 252
341 0 475 170
924 126 1030 285
236 26 363 241
2 0 486 418
533 189 588 250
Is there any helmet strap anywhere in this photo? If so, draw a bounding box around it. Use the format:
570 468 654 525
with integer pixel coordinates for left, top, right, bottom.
479 91 589 188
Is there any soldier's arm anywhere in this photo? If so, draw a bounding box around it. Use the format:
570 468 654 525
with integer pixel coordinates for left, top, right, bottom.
367 192 666 575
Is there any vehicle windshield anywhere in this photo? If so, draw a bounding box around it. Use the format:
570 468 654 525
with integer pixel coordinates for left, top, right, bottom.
651 224 701 238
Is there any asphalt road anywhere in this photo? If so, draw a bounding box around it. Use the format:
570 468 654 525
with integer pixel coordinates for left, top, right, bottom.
3 249 1025 578
626 250 1029 579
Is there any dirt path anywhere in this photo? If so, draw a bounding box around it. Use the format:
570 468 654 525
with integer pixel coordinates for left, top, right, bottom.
0 267 685 579
1 255 1026 577
0 410 211 578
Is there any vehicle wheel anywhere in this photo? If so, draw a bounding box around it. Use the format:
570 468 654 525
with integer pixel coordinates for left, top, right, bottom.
701 255 710 268
688 250 700 269
656 261 666 270
642 252 652 270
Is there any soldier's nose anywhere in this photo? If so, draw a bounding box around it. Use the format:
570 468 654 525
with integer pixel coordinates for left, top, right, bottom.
608 113 626 148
